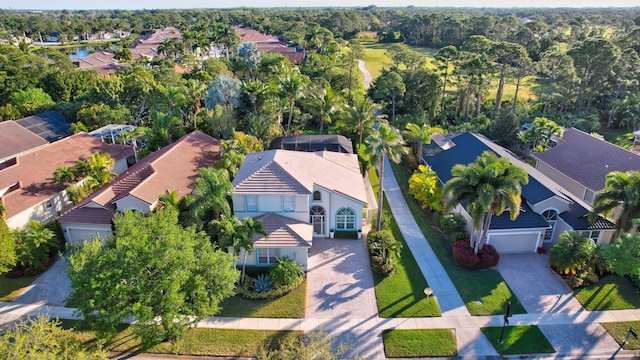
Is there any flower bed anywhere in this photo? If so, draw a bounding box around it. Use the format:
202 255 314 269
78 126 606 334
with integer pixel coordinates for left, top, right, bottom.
237 275 305 300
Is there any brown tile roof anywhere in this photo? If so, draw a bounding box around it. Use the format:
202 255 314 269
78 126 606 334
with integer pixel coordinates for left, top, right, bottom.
233 150 367 204
59 131 221 225
532 128 640 191
253 212 312 248
0 133 133 220
0 121 48 161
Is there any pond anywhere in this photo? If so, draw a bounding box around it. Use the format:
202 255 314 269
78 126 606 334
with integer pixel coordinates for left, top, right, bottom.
62 46 95 59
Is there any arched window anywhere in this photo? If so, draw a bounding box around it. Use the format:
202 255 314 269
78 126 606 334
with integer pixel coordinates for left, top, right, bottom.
542 209 558 242
335 207 356 230
313 191 321 201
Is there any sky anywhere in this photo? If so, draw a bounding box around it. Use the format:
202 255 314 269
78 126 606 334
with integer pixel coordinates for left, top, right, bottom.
3 0 640 10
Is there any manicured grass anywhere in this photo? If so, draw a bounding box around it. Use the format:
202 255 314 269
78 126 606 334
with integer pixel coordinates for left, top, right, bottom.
370 167 441 317
60 319 301 357
481 325 555 355
601 321 640 350
600 127 635 150
390 161 526 316
0 274 37 301
218 279 306 318
361 42 391 80
573 275 640 311
382 329 457 357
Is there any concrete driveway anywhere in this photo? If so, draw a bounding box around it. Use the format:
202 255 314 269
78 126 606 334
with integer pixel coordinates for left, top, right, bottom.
13 255 71 307
306 237 378 320
497 253 620 354
497 253 584 315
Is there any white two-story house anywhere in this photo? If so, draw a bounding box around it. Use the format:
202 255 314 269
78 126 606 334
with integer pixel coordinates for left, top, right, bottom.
231 149 368 270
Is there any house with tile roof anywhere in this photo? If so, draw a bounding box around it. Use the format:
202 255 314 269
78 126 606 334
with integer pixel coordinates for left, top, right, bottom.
423 132 615 253
532 128 640 206
231 150 368 270
0 133 133 230
58 131 221 245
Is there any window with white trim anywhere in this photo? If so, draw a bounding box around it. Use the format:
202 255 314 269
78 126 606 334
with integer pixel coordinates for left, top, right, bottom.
583 189 595 204
335 207 356 230
257 248 280 265
580 230 601 242
542 209 558 242
283 196 295 212
246 196 258 212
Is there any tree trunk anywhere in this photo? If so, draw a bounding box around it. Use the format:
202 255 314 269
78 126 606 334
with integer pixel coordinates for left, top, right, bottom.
441 65 449 115
513 75 522 113
376 155 385 231
476 210 494 254
241 251 248 285
607 82 622 129
348 63 353 106
495 64 506 113
391 90 396 125
286 100 294 135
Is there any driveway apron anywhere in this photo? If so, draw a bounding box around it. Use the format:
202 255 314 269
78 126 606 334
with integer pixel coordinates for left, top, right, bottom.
13 255 71 307
305 237 383 359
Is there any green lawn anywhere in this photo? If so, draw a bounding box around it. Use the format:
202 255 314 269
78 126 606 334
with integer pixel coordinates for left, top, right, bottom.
481 325 555 355
370 167 441 317
574 275 640 311
601 321 640 350
60 319 301 357
599 127 635 150
218 279 306 318
361 42 391 80
389 161 525 316
382 329 457 357
0 274 37 301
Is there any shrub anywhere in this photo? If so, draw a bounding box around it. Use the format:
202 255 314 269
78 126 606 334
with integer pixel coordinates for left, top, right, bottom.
237 275 304 300
477 244 500 269
251 274 274 293
401 152 418 172
549 231 596 275
12 220 60 270
367 230 402 276
452 240 479 269
434 212 468 242
270 257 304 287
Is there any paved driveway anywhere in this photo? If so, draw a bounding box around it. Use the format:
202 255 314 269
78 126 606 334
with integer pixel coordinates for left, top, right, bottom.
497 253 584 315
13 255 71 306
306 237 378 320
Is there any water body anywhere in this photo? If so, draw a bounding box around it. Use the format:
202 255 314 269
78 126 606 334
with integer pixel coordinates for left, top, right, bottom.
63 46 95 59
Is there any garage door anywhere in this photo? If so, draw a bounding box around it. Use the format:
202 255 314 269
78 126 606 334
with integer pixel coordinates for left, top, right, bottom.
487 233 538 253
67 228 111 246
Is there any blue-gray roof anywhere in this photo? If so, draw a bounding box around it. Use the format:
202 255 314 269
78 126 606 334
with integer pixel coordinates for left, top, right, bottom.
424 132 611 231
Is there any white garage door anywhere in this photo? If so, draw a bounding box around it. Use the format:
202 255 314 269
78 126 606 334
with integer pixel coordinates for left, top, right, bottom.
67 228 111 246
487 233 538 253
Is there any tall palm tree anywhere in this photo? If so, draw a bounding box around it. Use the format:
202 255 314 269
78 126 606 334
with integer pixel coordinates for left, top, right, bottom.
185 79 207 130
189 167 233 225
119 126 146 162
404 122 445 163
308 88 341 134
278 67 308 135
158 189 180 212
342 96 385 145
238 217 267 284
589 171 640 234
366 123 407 231
443 151 529 253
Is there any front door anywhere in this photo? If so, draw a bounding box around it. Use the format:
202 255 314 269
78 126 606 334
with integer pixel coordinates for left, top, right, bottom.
310 206 325 236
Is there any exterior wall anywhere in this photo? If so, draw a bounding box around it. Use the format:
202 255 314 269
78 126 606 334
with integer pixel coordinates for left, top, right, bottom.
486 229 543 253
323 188 364 235
6 191 73 230
535 160 589 202
113 157 129 175
233 194 310 223
553 217 573 245
61 222 112 246
529 197 570 215
115 195 153 214
599 230 615 245
237 247 310 271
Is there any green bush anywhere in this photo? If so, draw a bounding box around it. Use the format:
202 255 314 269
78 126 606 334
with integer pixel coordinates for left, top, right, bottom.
368 230 402 276
434 212 468 242
549 231 596 275
270 257 304 287
12 220 60 270
237 275 304 300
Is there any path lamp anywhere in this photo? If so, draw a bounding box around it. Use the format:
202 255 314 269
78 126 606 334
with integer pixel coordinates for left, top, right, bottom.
497 301 512 344
423 287 433 301
624 327 638 345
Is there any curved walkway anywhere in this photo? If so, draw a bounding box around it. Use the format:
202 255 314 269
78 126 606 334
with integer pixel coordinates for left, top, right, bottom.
358 60 372 89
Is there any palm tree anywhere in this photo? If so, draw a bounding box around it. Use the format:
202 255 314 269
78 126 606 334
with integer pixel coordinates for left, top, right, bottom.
443 151 529 254
589 171 640 234
215 150 245 179
185 79 207 129
119 126 146 162
278 67 308 135
53 167 77 186
366 123 407 231
158 189 180 212
308 88 341 134
404 122 445 163
238 217 267 284
342 96 385 145
189 167 233 225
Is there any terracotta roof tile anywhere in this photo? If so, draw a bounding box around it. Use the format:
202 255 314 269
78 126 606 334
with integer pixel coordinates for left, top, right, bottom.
1 133 133 219
0 121 48 161
59 131 220 225
253 212 312 248
233 150 367 204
